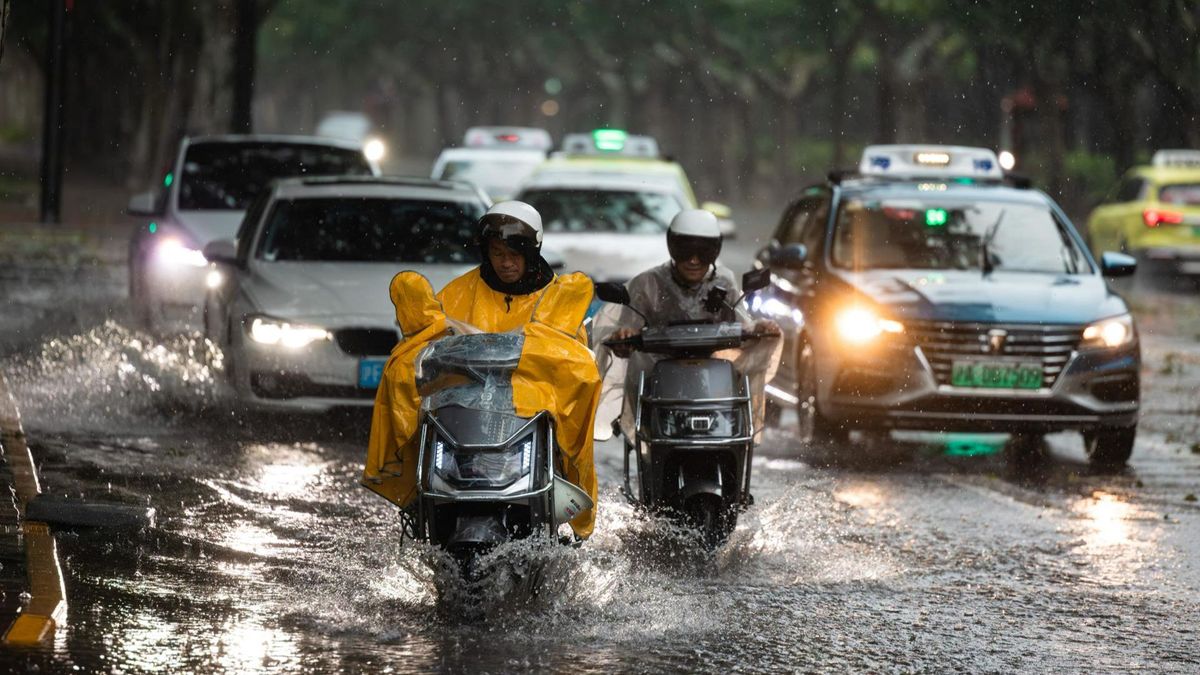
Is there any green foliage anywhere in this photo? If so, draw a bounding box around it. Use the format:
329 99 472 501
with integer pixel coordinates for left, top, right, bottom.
1063 150 1120 209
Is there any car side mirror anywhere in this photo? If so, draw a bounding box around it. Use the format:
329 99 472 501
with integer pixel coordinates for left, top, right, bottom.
594 281 630 306
1100 251 1137 278
127 191 160 217
768 243 808 269
742 267 771 293
203 239 238 265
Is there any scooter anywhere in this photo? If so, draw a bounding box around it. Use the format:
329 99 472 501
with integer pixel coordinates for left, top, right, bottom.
595 269 775 546
406 331 592 576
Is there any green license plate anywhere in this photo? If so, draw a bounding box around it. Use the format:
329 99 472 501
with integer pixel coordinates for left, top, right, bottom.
950 361 1043 389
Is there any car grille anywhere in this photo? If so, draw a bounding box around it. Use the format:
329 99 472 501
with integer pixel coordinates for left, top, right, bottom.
905 321 1083 388
334 328 399 357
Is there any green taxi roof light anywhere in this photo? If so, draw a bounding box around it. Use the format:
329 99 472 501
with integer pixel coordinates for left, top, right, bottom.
163 172 174 188
925 208 948 227
148 222 158 234
592 128 627 152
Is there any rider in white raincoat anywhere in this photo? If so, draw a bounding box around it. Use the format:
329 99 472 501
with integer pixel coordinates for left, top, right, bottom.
591 209 782 442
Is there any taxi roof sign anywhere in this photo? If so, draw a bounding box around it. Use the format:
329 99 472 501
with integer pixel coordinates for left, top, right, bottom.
859 145 1004 180
561 130 660 158
463 126 552 151
1151 149 1200 168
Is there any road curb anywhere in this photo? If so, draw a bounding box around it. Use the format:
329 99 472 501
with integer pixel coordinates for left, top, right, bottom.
0 372 66 647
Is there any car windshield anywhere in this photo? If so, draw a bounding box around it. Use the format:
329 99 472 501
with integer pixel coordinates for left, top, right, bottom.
256 197 483 263
832 197 1089 274
1159 183 1200 206
178 142 373 210
520 188 682 233
437 157 543 197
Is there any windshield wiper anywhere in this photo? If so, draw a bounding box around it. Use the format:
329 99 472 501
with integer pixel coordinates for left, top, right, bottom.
980 210 1006 278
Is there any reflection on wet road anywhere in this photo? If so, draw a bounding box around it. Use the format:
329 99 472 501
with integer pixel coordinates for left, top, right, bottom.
0 310 1197 671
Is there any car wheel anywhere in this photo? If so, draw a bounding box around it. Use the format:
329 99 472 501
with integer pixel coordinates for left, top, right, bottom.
797 340 848 447
1004 432 1045 468
1083 426 1135 469
129 253 153 329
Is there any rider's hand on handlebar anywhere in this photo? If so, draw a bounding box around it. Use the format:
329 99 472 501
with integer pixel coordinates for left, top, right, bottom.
609 327 641 358
752 319 782 338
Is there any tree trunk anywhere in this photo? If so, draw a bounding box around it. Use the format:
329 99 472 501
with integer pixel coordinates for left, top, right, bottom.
231 0 257 133
0 0 10 67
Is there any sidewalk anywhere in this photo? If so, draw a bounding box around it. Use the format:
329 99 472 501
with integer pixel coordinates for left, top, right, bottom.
0 372 67 646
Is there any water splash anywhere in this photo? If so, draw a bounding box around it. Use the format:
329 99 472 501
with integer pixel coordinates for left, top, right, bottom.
3 320 229 432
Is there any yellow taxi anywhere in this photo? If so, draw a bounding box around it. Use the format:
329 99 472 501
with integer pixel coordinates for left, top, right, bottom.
1086 150 1200 277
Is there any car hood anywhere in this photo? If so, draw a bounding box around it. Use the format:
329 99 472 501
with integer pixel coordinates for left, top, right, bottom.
544 232 670 283
838 268 1128 324
174 210 246 246
242 261 474 325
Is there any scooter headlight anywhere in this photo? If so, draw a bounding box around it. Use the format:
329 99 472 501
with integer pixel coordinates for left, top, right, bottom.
657 408 740 438
432 436 534 488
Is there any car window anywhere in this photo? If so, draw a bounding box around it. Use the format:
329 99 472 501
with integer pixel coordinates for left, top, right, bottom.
832 197 1089 274
178 143 373 210
1159 183 1200 206
1114 177 1145 203
519 188 682 233
256 197 484 263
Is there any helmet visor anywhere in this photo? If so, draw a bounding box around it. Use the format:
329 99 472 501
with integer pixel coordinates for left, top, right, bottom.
668 233 721 266
481 213 540 246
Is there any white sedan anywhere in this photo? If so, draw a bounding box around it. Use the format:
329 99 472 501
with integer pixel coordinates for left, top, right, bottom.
202 176 489 412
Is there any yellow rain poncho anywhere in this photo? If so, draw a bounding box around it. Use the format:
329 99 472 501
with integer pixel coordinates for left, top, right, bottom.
363 272 451 508
364 268 601 538
438 267 588 344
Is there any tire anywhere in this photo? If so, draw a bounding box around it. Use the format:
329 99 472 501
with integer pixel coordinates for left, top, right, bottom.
796 341 848 447
129 253 153 329
683 495 736 548
1004 432 1045 468
1083 426 1136 468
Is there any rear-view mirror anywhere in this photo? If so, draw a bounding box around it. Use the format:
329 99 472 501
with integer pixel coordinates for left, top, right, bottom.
1100 251 1137 278
594 281 630 306
742 268 771 294
127 191 160 217
203 239 238 265
768 243 808 269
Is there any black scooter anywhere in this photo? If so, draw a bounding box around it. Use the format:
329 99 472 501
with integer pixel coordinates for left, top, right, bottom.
407 332 592 576
596 269 775 546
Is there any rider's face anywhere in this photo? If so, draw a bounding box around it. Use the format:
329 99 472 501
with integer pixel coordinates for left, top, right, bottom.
488 239 527 284
674 253 709 284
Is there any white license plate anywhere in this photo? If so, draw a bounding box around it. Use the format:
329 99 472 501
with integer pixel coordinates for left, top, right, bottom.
357 358 387 389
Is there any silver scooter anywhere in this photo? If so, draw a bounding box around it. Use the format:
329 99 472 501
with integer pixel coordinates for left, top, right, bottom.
406 331 592 576
595 269 775 546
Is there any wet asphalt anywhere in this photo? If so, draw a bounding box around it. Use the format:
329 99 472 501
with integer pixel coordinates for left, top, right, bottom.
0 237 1198 673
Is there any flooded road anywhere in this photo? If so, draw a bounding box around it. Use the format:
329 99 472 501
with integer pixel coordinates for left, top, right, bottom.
2 262 1200 672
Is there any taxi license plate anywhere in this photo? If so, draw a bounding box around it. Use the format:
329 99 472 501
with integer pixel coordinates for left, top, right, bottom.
950 361 1042 389
357 358 387 389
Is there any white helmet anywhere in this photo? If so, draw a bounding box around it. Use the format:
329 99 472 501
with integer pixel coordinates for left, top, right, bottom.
667 208 722 264
480 200 543 251
668 208 721 238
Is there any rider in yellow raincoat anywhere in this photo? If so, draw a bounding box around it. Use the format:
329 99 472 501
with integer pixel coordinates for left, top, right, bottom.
364 201 600 538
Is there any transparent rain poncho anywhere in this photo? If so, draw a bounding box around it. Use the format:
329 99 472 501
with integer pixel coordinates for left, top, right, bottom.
415 332 528 444
591 261 781 441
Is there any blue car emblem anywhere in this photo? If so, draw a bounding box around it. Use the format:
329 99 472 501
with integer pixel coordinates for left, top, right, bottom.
870 156 891 169
974 159 994 171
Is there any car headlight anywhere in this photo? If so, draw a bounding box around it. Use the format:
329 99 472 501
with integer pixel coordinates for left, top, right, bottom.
1081 314 1135 349
363 137 387 163
157 237 208 268
246 316 331 349
835 307 904 344
657 408 740 438
433 436 533 488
